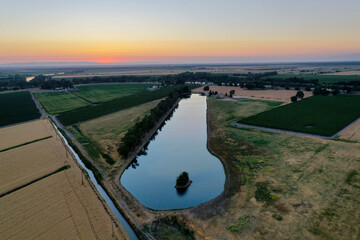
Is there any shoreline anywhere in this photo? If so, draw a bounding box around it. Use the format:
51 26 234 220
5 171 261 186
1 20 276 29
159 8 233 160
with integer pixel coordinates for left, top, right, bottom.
56 94 233 239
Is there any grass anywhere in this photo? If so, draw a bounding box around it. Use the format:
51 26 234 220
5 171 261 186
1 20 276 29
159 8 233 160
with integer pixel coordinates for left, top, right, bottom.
267 74 360 83
34 91 91 114
73 84 153 103
58 86 179 126
79 99 161 162
0 91 41 127
226 215 255 233
240 95 360 136
203 98 360 239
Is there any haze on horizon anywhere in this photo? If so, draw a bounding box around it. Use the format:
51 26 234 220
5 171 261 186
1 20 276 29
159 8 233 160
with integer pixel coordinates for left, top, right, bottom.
1 0 360 64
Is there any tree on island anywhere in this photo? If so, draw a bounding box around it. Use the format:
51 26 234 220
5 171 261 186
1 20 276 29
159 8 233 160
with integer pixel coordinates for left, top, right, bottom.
290 96 298 102
175 171 192 189
203 86 210 91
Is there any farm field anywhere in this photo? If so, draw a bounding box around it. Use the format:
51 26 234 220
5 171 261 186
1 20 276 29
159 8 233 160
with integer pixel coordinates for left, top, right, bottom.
73 83 153 103
195 98 360 240
324 70 360 76
0 119 53 150
0 91 40 127
58 86 179 125
267 73 360 83
193 86 312 102
79 99 162 163
34 91 91 114
240 95 360 136
338 117 360 141
0 119 128 239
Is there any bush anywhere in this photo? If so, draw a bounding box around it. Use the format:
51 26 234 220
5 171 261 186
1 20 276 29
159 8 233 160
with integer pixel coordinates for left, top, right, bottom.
290 96 298 102
255 182 271 202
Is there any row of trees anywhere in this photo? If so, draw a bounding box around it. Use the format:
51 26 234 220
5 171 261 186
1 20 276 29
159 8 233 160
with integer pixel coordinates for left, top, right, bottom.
0 74 73 91
118 87 190 158
290 91 305 102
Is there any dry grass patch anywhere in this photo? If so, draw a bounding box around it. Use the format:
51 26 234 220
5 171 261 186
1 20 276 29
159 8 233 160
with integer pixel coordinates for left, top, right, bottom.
79 99 161 163
190 98 360 240
193 86 312 102
338 117 360 141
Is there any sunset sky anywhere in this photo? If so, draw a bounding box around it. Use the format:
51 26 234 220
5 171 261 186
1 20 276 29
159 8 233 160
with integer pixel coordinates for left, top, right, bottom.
1 0 360 64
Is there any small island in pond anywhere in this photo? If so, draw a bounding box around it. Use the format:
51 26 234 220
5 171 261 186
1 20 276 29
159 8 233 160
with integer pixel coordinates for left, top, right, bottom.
175 171 192 189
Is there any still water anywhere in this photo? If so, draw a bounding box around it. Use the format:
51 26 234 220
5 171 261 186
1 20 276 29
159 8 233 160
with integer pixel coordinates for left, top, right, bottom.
121 94 225 210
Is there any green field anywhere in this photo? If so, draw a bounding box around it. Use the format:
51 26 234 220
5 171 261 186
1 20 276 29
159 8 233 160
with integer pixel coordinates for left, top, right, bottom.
34 92 91 114
268 74 360 83
240 95 360 136
58 86 180 126
0 91 41 127
73 84 153 103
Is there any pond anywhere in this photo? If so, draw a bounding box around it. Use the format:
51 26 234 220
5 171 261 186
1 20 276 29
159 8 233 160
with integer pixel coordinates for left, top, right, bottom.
121 94 225 210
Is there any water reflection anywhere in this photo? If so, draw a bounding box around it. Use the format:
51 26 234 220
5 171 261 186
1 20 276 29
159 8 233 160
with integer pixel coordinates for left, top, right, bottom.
121 94 225 210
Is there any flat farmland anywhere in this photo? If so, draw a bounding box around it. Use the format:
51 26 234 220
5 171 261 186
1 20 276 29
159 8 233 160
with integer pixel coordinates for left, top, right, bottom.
0 91 40 127
58 86 178 125
0 119 53 150
73 83 153 103
34 91 91 114
79 99 161 162
0 119 128 239
267 74 360 83
193 86 312 102
338 117 360 141
240 95 360 136
201 98 360 240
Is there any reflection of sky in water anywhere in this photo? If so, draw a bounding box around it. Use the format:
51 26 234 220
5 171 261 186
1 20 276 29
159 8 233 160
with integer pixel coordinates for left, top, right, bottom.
121 94 225 210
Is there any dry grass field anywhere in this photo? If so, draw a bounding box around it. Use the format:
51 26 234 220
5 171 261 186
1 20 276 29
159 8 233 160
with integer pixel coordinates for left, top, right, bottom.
189 98 360 240
0 119 128 240
193 86 312 102
323 71 360 76
79 99 161 163
338 118 360 141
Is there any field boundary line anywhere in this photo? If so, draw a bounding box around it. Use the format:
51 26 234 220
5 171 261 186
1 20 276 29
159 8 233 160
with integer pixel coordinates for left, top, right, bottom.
231 117 360 141
0 136 52 152
68 90 97 105
230 121 335 139
0 165 70 198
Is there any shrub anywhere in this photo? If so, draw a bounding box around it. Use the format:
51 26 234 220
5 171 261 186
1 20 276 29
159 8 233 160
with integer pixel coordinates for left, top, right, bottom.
255 182 271 202
290 96 298 102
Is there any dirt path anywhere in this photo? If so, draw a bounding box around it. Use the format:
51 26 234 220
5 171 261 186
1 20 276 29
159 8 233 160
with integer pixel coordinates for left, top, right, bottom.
30 92 47 119
230 121 337 139
230 119 360 140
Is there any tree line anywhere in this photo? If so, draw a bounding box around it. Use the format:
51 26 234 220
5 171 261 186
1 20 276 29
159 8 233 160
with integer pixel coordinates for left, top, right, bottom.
118 86 190 158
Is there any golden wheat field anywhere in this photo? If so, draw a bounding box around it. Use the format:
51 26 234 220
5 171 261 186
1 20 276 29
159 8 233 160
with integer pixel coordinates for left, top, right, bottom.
0 119 128 240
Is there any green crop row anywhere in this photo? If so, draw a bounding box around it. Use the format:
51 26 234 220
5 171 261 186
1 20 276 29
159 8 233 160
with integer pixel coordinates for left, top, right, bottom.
57 86 180 126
